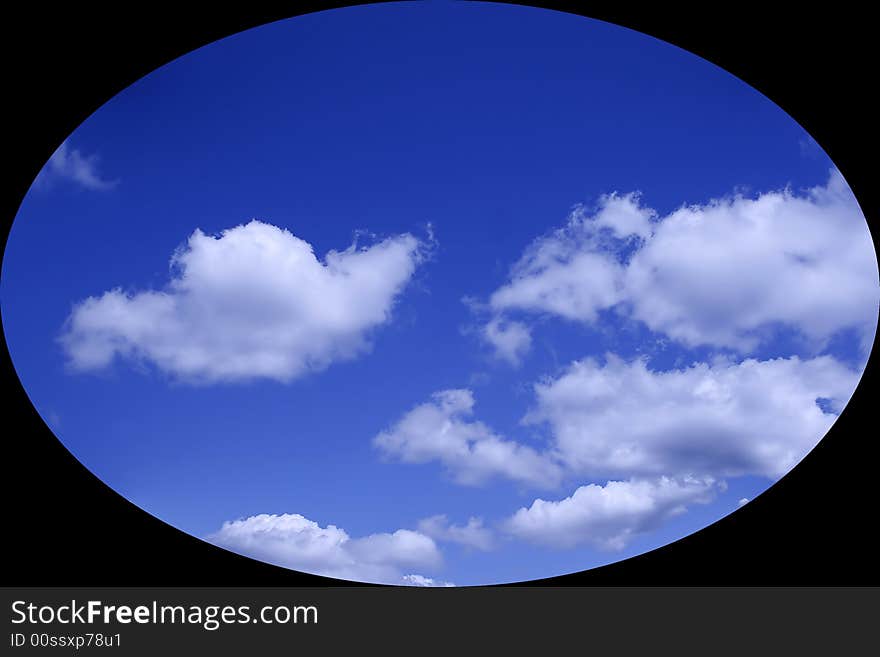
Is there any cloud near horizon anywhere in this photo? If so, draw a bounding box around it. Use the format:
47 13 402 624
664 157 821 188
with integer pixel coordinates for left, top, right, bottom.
60 220 427 383
401 574 456 587
207 513 447 586
504 476 718 550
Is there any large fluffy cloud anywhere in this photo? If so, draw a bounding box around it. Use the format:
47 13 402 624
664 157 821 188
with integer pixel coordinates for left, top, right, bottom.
625 172 878 351
373 389 563 489
375 353 857 497
423 351 857 552
484 171 878 357
527 354 859 480
60 220 426 382
206 513 444 585
504 476 717 550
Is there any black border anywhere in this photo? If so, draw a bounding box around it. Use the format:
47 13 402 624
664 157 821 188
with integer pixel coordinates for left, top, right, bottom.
2 1 878 586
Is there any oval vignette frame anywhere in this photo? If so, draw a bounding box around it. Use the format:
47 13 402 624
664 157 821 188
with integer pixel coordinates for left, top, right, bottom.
1 2 878 586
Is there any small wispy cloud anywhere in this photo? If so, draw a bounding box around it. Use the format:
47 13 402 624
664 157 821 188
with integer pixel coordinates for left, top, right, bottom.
481 317 532 367
417 514 495 551
36 140 118 191
401 574 456 587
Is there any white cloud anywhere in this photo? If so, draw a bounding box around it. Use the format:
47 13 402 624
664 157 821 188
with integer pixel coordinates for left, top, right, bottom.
401 574 456 587
417 515 494 551
738 498 750 507
488 218 623 324
527 354 859 480
479 193 651 362
482 317 532 366
504 476 717 550
466 173 875 553
483 171 878 354
207 513 442 585
373 389 563 489
625 171 878 351
373 350 856 515
36 140 118 191
60 220 426 383
417 350 857 553
590 192 655 239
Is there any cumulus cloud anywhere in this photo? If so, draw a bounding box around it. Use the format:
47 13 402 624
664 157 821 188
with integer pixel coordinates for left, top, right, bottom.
483 171 878 354
373 389 563 489
482 317 532 366
206 513 443 585
497 351 858 551
478 193 652 362
738 498 750 507
504 476 717 550
625 171 878 351
60 220 426 382
373 350 856 521
36 140 118 191
462 172 875 553
488 215 624 324
417 515 495 551
527 354 859 480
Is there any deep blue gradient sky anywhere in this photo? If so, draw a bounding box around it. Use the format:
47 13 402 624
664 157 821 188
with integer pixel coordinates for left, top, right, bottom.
2 2 875 585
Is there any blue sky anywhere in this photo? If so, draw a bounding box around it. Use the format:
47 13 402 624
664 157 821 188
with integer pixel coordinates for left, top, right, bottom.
2 2 877 585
